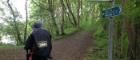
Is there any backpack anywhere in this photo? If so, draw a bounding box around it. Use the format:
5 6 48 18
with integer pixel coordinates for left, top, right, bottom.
33 29 52 56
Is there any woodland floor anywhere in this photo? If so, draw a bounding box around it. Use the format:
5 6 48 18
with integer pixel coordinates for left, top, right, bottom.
0 31 93 60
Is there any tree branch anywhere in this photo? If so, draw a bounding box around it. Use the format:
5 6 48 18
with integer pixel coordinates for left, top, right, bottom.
32 0 49 11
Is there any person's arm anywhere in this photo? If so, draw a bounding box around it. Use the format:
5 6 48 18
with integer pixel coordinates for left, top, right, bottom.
24 34 34 50
48 33 53 59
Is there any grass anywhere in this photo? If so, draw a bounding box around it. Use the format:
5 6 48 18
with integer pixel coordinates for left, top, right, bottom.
85 35 108 60
0 44 24 48
84 20 128 60
81 19 108 60
53 27 79 40
64 27 79 34
80 19 96 31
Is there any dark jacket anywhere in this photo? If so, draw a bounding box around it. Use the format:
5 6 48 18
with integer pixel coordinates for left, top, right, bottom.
25 28 52 57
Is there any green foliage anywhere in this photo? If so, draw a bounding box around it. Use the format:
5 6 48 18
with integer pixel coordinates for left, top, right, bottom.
0 44 23 48
92 21 108 59
121 34 128 59
80 19 95 31
53 27 79 41
64 27 78 34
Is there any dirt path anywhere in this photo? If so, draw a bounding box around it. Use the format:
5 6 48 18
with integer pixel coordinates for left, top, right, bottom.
0 31 93 60
52 31 93 60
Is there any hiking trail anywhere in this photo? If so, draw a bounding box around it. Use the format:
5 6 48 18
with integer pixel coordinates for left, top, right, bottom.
0 31 93 60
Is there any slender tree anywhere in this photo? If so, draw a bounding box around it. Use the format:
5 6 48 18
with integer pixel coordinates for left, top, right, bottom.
60 0 65 35
7 0 22 45
65 0 77 27
77 0 81 27
24 0 28 43
48 0 59 35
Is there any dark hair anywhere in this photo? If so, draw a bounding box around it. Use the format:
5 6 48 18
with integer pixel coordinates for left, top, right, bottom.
32 22 42 28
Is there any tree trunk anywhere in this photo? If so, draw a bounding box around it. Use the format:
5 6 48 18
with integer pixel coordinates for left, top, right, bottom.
60 0 65 35
24 0 28 43
65 0 77 26
134 17 140 60
77 0 81 27
7 0 22 45
48 0 59 35
67 12 75 25
59 0 75 26
125 19 136 60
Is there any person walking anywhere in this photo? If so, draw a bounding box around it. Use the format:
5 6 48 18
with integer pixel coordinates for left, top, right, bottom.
24 22 52 60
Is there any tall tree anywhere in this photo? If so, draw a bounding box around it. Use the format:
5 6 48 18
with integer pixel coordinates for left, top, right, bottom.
119 0 140 59
7 0 22 45
60 0 65 35
76 0 81 27
48 0 59 35
24 0 28 43
65 0 77 27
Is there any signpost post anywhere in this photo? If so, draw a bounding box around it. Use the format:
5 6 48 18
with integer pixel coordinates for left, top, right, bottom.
108 1 115 60
88 0 122 60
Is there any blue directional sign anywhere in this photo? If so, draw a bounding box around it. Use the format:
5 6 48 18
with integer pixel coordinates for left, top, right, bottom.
112 6 121 16
102 6 121 17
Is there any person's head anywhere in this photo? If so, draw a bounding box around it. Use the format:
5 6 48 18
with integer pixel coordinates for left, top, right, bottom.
32 21 42 31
